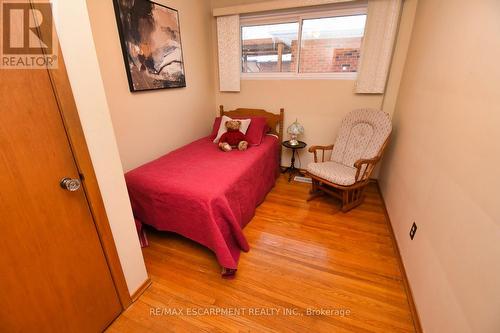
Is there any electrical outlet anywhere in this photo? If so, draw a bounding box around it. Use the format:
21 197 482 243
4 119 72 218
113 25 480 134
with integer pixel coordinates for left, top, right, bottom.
409 222 417 240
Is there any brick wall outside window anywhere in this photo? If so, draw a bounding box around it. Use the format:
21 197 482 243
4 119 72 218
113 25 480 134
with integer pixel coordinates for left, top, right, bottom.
331 48 361 72
298 37 362 73
242 37 362 73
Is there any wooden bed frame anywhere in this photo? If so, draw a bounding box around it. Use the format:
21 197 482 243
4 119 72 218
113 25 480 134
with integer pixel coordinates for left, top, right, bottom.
219 105 284 166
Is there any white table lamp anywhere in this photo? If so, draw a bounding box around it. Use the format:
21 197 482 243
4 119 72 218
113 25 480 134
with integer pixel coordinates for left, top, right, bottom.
287 119 304 146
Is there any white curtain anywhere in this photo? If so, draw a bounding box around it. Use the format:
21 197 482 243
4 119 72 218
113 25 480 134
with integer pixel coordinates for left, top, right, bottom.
216 15 241 92
356 0 402 94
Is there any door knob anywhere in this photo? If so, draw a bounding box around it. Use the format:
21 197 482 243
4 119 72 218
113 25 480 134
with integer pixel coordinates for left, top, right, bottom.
60 177 81 192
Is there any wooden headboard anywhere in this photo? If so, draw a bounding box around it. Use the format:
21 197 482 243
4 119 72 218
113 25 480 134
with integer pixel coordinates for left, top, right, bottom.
219 105 284 166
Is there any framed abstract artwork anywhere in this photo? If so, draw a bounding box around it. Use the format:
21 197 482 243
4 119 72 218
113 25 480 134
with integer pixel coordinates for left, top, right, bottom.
112 0 186 92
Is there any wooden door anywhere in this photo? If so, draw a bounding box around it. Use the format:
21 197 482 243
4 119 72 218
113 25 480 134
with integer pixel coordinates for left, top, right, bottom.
0 16 122 333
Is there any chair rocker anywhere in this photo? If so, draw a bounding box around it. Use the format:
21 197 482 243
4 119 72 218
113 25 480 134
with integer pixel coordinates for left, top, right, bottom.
306 109 392 212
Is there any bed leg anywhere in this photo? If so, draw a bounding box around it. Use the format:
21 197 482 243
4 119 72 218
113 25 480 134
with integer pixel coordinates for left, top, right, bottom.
221 267 237 279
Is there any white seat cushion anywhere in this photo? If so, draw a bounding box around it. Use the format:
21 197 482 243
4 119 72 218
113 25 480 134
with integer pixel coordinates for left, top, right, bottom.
307 161 358 186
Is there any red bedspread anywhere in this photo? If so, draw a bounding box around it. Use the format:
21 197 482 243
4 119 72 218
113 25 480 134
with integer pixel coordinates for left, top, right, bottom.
125 135 279 272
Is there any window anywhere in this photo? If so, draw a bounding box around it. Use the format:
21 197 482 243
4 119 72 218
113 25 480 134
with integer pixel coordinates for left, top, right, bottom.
300 15 366 73
241 22 299 73
240 5 367 78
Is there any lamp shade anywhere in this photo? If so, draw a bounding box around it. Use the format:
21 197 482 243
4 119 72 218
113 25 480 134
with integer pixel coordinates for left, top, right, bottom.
287 119 304 135
287 119 304 146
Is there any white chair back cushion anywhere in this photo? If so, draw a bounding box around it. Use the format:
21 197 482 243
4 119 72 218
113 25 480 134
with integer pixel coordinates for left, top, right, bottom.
331 109 392 167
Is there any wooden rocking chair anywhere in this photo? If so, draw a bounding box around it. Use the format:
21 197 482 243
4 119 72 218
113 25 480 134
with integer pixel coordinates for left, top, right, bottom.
305 109 392 212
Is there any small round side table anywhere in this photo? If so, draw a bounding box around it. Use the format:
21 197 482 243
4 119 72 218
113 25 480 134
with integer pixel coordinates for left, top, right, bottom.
282 140 307 182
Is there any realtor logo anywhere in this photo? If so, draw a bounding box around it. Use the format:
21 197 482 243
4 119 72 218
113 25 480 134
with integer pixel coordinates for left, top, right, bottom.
1 0 57 68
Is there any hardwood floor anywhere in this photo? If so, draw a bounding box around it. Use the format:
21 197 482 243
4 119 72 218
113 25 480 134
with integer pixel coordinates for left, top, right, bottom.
107 175 417 333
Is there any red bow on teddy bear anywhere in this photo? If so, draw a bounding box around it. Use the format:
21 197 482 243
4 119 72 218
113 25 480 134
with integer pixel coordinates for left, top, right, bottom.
218 120 249 152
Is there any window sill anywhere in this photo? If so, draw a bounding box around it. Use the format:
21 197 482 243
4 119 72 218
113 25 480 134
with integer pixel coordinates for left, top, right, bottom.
240 72 357 80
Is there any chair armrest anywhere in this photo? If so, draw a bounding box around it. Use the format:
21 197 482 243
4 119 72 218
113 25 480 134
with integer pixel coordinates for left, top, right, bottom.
308 145 334 163
354 156 381 182
354 157 380 169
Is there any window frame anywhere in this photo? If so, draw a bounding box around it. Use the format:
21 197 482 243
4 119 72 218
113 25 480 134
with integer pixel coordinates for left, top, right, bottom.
240 3 368 80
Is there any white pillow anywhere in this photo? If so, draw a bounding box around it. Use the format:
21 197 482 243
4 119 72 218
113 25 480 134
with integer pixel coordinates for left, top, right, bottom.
213 115 251 143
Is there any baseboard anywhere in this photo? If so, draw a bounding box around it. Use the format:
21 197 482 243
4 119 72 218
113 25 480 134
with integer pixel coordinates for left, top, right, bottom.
374 181 423 333
130 277 152 303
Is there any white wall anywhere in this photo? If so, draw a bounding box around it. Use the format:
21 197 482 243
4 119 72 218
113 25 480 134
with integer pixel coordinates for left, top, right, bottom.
379 0 500 332
53 0 148 295
86 0 216 172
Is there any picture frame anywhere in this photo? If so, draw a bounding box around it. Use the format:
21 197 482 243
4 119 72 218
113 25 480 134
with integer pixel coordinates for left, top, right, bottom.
112 0 187 92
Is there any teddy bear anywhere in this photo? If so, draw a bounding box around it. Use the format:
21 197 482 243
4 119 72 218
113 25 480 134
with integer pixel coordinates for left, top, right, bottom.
218 120 248 152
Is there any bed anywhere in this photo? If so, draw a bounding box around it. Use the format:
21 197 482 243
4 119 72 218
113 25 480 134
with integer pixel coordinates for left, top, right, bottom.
126 106 284 276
